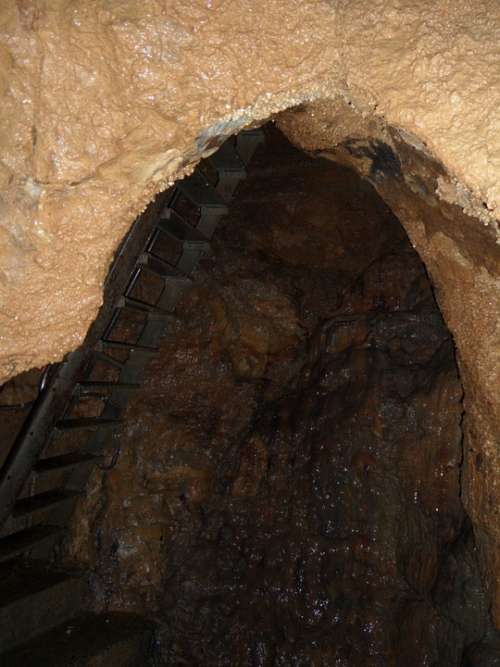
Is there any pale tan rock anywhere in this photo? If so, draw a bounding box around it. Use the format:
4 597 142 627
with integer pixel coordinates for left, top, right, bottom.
1 0 499 381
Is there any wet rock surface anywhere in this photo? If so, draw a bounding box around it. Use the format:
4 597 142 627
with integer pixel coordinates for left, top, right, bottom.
67 129 491 665
279 104 500 622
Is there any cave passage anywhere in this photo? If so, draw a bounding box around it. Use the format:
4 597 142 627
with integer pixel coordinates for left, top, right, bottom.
64 126 490 666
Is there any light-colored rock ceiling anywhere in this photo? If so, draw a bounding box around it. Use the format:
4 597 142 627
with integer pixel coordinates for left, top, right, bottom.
0 0 499 626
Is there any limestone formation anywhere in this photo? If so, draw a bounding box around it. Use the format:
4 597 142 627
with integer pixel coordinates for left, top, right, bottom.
0 0 499 632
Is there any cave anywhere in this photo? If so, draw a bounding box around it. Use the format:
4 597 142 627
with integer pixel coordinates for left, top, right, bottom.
0 3 500 666
0 124 498 665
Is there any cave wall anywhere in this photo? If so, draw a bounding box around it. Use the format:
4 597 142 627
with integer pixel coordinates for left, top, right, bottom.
66 138 486 664
278 99 500 626
0 1 499 382
1 0 499 631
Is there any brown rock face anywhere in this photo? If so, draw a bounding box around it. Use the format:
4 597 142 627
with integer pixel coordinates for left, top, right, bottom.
0 0 499 652
65 131 490 664
278 102 500 627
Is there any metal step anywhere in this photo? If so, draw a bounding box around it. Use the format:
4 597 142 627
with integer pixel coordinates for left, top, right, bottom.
78 380 141 394
118 295 174 317
170 171 228 239
55 417 122 431
209 139 246 173
0 526 63 563
175 170 228 211
148 243 206 277
208 139 247 199
152 212 211 274
197 208 226 239
158 210 210 245
91 350 126 370
0 565 87 652
99 339 158 354
13 489 80 520
138 251 192 280
1 612 154 666
236 127 266 165
128 258 192 311
35 452 98 475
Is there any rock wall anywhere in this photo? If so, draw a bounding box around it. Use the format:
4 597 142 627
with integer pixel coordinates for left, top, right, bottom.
0 1 499 382
277 99 500 627
1 0 499 638
65 132 490 664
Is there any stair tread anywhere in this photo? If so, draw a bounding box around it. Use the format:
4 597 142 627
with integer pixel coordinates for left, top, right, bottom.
176 171 228 209
158 211 210 244
1 612 154 666
79 380 141 390
236 128 266 165
0 525 63 563
56 417 122 430
35 452 98 473
92 350 125 369
13 489 80 518
209 139 246 171
0 564 87 653
0 563 82 607
139 252 193 281
119 295 174 316
100 339 158 352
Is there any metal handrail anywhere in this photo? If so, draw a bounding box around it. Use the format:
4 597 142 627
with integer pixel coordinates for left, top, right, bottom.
0 350 85 526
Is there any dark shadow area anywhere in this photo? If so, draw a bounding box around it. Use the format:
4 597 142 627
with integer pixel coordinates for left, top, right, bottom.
1 126 494 665
63 127 490 665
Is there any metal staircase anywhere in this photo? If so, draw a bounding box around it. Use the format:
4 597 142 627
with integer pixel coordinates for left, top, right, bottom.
0 129 265 661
